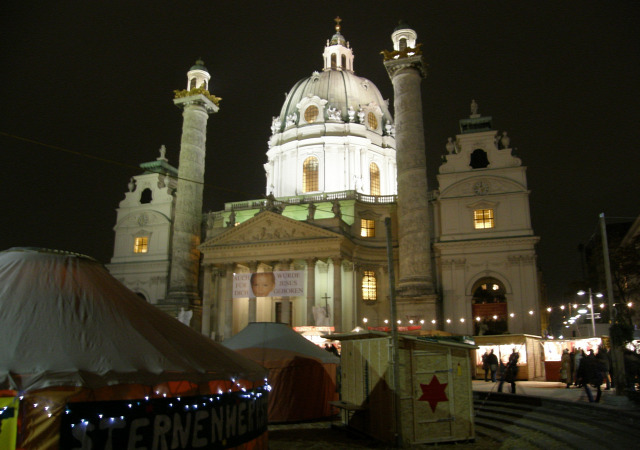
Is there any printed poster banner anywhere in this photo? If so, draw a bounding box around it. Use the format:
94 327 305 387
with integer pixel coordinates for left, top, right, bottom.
59 388 268 450
0 397 19 450
233 271 305 298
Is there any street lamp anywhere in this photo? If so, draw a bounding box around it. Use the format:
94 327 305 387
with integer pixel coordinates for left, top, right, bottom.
577 288 604 337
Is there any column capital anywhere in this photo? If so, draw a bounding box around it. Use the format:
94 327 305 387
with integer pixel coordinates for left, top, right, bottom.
383 55 427 79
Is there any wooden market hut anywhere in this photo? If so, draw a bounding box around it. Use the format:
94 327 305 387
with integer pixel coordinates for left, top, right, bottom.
331 331 476 446
473 334 546 380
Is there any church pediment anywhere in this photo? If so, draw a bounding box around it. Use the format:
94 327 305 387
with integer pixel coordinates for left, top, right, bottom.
199 211 342 249
438 176 526 199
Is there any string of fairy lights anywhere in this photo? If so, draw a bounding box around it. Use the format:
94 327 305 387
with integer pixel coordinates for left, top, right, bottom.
360 301 634 328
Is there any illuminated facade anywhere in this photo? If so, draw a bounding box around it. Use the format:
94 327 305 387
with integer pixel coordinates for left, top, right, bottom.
108 21 542 339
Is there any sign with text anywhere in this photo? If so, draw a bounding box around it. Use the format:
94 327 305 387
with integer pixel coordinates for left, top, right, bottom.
233 271 305 298
59 388 268 450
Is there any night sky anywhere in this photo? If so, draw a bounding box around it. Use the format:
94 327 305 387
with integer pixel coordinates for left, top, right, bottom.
2 1 639 304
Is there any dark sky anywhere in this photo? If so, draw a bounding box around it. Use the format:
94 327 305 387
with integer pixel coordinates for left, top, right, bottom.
1 1 639 303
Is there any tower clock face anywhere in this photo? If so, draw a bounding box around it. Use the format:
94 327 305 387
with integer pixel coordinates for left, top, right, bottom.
473 181 489 195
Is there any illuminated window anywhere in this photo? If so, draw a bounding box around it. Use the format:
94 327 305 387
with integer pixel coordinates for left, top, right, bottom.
302 156 319 192
367 112 378 130
304 105 319 123
474 209 494 229
362 270 377 301
134 237 148 253
369 162 380 195
360 219 375 237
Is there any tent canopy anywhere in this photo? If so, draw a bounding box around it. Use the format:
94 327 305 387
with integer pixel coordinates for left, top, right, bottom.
222 322 340 365
0 248 267 392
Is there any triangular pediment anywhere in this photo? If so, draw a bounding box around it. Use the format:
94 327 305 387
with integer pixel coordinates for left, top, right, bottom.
200 211 341 250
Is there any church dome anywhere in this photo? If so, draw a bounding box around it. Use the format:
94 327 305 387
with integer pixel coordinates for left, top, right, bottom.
276 69 393 133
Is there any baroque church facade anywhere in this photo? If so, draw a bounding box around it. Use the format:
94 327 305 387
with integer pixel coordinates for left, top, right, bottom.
108 21 542 340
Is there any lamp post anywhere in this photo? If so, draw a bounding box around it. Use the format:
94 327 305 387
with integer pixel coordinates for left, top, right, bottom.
577 288 603 337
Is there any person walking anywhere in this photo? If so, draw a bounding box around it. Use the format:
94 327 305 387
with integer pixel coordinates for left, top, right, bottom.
487 349 499 382
573 348 584 387
577 349 604 402
482 350 490 381
498 348 519 394
561 348 572 388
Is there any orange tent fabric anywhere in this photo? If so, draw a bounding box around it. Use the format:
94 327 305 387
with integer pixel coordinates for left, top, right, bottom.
223 323 339 422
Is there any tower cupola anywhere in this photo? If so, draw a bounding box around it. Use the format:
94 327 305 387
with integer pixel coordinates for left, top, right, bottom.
186 59 211 91
322 17 354 72
391 21 417 52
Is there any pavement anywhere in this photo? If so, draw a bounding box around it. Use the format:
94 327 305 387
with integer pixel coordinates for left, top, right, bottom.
472 379 640 410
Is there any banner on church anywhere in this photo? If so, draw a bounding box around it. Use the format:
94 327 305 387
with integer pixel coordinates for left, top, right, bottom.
233 271 305 298
59 389 269 449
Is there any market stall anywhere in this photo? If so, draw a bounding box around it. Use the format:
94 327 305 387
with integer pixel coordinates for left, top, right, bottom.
541 337 602 381
473 334 545 381
332 331 476 446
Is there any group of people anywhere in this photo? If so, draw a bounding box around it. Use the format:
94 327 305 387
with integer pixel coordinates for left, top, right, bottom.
481 348 520 393
560 345 611 403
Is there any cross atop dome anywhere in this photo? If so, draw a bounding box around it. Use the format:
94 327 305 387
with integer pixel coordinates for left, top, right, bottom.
324 17 354 72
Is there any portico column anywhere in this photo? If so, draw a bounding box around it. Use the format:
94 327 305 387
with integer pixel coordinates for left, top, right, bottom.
332 257 342 332
306 258 317 325
278 260 292 325
223 263 235 340
247 261 258 323
201 264 213 337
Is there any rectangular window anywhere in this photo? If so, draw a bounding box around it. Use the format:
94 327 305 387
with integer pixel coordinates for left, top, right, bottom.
362 270 377 301
360 219 375 237
474 209 494 229
134 236 149 253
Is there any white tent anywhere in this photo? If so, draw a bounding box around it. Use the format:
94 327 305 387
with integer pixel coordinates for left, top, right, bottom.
0 248 269 449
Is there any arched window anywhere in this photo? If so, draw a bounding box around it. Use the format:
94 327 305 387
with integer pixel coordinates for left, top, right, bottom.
341 54 347 69
202 80 207 90
302 156 319 192
140 188 153 204
362 270 377 301
369 162 380 195
399 38 407 51
331 54 337 70
189 78 197 90
471 277 508 335
470 149 489 169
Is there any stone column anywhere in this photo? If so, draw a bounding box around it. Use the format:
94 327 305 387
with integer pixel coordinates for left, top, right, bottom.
201 264 214 337
384 54 434 298
278 260 292 325
165 93 219 327
223 263 235 340
332 257 342 332
306 258 317 325
247 261 258 323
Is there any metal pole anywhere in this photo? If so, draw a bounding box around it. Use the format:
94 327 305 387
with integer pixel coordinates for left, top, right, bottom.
588 288 596 337
600 212 625 396
385 217 402 446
